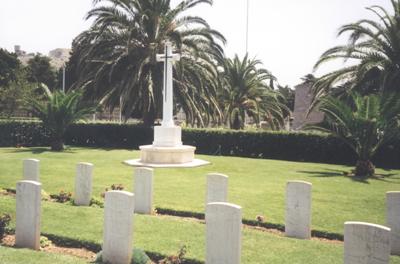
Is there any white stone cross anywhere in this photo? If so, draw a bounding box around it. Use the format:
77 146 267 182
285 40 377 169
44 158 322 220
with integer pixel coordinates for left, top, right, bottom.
156 41 180 127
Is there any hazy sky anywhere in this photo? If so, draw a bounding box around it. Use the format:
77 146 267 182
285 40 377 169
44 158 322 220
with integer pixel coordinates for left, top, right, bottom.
0 0 392 86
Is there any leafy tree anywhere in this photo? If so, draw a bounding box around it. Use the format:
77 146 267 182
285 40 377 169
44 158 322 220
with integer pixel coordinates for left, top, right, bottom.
219 54 287 130
277 85 295 112
308 93 400 177
0 49 21 87
28 86 97 151
0 76 36 118
0 49 38 117
26 54 57 89
313 0 400 100
72 0 225 126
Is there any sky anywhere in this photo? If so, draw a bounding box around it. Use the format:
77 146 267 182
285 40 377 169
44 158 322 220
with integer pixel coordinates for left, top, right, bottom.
0 0 393 87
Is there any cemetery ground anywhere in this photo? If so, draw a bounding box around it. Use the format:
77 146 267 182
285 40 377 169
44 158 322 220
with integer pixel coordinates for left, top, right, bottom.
0 147 399 263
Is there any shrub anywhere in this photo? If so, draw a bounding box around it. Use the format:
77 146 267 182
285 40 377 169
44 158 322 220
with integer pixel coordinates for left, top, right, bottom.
0 213 11 240
159 245 187 264
40 236 52 249
50 190 72 203
94 248 151 264
0 120 399 168
90 197 104 208
101 184 125 198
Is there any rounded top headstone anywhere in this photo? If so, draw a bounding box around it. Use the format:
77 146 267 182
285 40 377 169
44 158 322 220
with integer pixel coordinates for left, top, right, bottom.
17 180 42 187
344 221 391 232
207 173 228 179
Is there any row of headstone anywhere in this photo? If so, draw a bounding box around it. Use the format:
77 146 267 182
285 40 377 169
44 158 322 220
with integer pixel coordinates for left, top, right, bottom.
21 159 155 213
205 173 400 263
205 175 312 240
18 160 400 263
13 178 134 264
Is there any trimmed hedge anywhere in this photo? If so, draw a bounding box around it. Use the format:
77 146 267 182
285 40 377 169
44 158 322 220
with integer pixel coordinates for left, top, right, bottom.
0 120 399 168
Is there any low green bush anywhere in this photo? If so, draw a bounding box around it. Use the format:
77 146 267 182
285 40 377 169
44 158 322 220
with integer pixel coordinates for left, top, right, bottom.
0 120 398 168
0 213 11 240
94 248 151 264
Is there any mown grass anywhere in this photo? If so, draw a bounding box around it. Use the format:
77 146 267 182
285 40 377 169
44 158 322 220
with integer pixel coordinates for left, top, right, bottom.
0 246 87 264
0 147 399 236
2 196 398 264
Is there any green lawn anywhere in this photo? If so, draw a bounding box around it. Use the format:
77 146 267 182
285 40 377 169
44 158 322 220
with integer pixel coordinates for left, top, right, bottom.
2 195 399 264
0 146 399 237
0 246 87 264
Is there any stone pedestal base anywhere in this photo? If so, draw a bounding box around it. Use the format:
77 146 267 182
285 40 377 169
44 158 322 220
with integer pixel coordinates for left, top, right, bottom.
153 126 182 147
123 125 210 168
140 145 195 164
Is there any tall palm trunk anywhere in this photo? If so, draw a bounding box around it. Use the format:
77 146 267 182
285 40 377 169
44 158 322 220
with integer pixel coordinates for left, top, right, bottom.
231 113 242 130
354 160 375 178
143 108 156 127
50 134 65 151
143 71 156 127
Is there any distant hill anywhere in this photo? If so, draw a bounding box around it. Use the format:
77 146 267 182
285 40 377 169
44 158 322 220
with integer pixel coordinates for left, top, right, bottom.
47 48 71 69
15 45 71 69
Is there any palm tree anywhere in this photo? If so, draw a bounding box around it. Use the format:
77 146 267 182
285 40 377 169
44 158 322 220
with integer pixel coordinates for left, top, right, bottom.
71 0 225 126
313 0 400 101
28 85 97 151
219 54 287 130
308 92 400 177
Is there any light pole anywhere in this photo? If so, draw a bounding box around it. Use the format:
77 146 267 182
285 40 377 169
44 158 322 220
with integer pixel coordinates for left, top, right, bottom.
246 0 249 54
62 64 66 93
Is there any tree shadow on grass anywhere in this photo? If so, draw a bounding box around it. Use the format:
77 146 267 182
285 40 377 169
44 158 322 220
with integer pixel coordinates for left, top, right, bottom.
298 169 400 184
5 147 76 154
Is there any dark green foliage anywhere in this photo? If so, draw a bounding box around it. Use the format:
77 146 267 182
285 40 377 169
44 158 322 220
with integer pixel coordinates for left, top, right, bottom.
50 190 72 203
0 49 21 87
65 123 153 148
27 87 97 151
0 120 399 168
308 92 400 177
0 213 11 240
73 0 226 126
0 77 36 118
26 54 57 89
0 120 51 147
0 49 37 117
313 0 400 99
277 85 295 112
89 197 104 208
219 54 287 129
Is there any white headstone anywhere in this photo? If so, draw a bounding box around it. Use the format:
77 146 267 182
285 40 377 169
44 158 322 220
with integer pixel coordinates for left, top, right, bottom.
15 180 41 250
23 159 39 181
74 162 93 206
134 167 153 214
103 191 135 264
206 202 242 264
344 222 391 264
387 191 400 255
206 173 228 205
285 180 312 239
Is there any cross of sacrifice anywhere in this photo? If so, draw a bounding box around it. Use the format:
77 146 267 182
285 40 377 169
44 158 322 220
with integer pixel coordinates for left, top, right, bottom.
156 41 181 128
